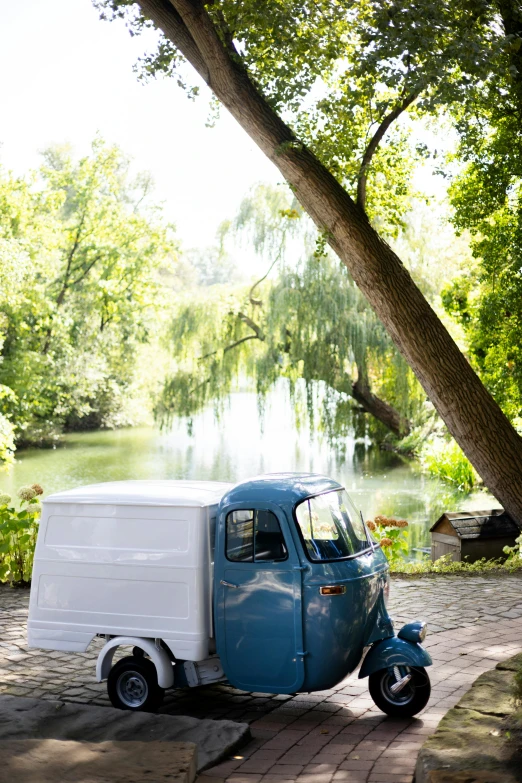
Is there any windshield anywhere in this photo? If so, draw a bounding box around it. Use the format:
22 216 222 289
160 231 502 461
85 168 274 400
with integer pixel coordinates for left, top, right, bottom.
295 489 370 562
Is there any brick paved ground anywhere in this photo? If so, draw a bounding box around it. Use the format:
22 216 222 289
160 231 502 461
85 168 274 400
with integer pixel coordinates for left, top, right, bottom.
1 574 522 783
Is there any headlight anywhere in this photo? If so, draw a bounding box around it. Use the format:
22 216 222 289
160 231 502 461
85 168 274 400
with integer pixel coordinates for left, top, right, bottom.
398 621 427 643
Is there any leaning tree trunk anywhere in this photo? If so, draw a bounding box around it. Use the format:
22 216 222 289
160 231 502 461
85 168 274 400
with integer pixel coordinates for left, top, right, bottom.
136 0 522 523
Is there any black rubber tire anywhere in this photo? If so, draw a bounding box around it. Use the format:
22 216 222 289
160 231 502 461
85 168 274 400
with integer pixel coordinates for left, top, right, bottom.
107 656 164 712
368 666 431 718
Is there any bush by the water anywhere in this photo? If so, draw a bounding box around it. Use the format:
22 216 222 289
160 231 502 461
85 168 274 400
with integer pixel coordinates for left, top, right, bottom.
0 483 43 585
421 438 479 492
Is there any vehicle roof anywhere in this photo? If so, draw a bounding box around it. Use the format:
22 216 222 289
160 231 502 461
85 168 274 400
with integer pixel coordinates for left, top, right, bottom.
44 480 234 507
221 472 343 507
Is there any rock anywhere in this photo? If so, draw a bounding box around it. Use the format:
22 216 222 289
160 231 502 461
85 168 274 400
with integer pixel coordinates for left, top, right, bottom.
497 653 522 673
456 669 514 717
416 707 511 771
415 656 522 783
426 771 520 782
0 695 250 772
0 739 196 783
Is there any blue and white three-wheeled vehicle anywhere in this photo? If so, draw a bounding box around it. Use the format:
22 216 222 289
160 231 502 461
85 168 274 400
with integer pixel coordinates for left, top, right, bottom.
28 473 432 717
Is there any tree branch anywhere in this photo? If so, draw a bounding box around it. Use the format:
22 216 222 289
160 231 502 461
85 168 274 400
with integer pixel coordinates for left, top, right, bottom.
198 311 265 362
55 211 87 306
248 256 279 306
356 90 420 211
223 333 260 353
137 0 210 81
237 311 265 340
68 253 103 288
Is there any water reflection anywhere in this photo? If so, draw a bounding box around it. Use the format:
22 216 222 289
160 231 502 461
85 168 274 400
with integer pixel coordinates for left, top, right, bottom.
1 389 495 555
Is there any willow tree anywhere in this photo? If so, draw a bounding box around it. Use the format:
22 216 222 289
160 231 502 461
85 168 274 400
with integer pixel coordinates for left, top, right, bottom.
97 0 522 522
160 252 419 439
159 184 417 438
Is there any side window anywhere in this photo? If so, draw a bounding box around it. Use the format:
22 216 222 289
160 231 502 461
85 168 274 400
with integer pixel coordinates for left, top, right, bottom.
226 509 288 562
226 510 254 562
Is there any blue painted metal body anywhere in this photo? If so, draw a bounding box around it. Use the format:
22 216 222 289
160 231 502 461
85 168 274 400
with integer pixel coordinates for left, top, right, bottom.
213 473 429 694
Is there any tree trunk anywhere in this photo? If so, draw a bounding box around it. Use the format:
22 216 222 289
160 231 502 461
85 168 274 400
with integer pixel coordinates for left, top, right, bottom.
136 0 522 523
351 378 410 439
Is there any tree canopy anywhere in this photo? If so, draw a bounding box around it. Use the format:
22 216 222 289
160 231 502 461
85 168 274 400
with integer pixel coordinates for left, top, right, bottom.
91 0 522 521
158 184 431 440
0 138 177 454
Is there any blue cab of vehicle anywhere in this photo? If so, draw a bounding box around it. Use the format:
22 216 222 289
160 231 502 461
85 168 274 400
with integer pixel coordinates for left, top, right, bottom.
214 472 432 717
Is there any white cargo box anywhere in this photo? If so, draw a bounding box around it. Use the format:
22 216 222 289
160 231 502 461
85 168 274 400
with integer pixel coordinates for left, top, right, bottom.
27 480 232 661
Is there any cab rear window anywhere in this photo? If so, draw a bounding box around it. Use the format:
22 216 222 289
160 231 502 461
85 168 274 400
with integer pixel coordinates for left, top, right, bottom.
295 489 370 562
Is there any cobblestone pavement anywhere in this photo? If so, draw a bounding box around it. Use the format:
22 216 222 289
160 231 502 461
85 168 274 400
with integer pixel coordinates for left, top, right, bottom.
1 574 522 783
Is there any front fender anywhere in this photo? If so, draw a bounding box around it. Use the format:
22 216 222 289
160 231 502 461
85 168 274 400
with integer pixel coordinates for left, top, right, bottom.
358 635 432 679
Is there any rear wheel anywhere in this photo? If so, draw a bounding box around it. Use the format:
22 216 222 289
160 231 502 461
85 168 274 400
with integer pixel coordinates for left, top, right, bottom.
369 666 430 717
107 655 164 712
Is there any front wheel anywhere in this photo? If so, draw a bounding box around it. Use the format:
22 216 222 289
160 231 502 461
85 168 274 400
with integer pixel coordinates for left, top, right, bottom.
107 655 164 712
369 666 430 718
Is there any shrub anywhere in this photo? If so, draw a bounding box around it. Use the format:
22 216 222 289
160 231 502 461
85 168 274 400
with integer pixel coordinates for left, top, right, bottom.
367 514 409 567
390 552 522 575
503 533 522 564
0 483 43 585
421 438 479 492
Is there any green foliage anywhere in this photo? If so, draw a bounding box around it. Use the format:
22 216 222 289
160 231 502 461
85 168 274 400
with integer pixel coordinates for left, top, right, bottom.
157 184 426 440
367 515 409 568
391 552 522 576
0 387 15 467
0 138 178 456
390 530 522 574
97 0 522 434
421 438 480 492
0 484 43 584
503 533 522 564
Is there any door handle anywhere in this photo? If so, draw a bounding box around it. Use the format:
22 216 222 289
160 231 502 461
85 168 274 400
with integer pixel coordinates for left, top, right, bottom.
220 580 239 588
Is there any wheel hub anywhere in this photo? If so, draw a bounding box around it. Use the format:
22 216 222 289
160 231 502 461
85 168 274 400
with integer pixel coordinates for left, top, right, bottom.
381 667 415 705
117 670 149 707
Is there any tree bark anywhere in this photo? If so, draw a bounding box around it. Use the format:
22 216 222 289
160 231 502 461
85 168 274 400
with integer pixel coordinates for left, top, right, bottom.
351 377 410 439
136 0 522 523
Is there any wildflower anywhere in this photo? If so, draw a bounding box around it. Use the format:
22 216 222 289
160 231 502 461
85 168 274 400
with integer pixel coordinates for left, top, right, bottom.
30 503 42 515
31 484 44 496
17 486 36 501
397 519 409 528
366 520 376 531
374 515 389 527
0 493 11 506
380 537 393 547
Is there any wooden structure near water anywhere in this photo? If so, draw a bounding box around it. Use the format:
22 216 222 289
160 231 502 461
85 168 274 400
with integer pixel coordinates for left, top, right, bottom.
430 509 520 563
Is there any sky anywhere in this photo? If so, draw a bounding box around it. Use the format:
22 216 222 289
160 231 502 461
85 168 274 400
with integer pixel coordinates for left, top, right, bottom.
0 0 281 257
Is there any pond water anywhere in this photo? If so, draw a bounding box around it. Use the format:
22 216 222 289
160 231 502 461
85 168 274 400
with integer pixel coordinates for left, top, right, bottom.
1 389 495 556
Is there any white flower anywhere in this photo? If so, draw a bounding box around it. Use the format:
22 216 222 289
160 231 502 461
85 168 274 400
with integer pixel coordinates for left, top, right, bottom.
17 486 36 501
0 493 11 506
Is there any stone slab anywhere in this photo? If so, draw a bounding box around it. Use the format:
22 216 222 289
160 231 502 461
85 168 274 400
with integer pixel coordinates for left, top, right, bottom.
415 657 522 783
426 771 520 783
455 668 515 716
0 739 196 783
497 652 522 672
0 695 250 772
